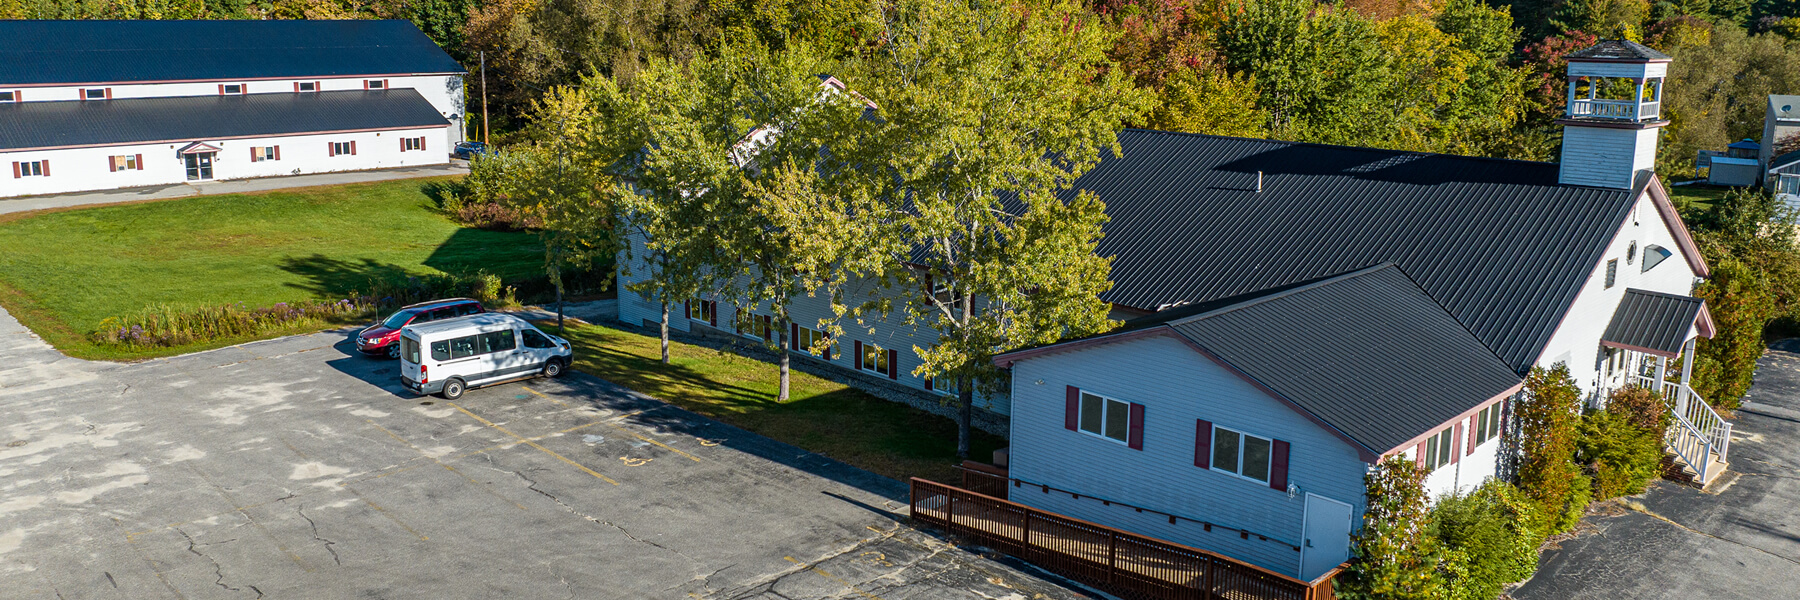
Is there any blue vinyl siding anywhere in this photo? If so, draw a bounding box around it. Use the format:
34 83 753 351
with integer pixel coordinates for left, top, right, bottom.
1007 333 1369 576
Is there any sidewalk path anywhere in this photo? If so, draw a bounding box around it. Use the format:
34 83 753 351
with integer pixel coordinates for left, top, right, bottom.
0 162 469 216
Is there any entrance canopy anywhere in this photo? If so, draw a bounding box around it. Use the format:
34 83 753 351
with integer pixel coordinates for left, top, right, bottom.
1602 288 1715 357
176 141 221 155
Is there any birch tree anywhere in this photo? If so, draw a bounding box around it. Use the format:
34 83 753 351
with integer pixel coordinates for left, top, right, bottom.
841 0 1153 457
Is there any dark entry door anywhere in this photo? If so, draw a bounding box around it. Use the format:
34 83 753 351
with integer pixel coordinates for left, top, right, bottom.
184 152 215 180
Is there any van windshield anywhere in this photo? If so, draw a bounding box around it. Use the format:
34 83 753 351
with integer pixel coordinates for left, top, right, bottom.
381 310 417 329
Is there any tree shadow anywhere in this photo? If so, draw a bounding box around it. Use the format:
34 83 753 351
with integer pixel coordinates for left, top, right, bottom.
279 254 417 297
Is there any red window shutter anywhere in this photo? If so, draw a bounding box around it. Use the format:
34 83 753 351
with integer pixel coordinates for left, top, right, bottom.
1415 443 1426 466
40 160 47 176
350 141 357 155
709 303 717 327
790 322 799 350
1194 419 1212 468
134 154 143 170
272 147 280 161
218 84 225 95
1451 424 1463 464
1127 403 1145 450
293 81 300 93
1269 440 1290 491
683 300 691 319
823 341 832 361
887 349 898 379
853 341 863 370
1065 386 1080 431
383 79 390 89
925 376 934 391
12 161 20 178
420 137 425 151
328 142 336 157
1467 414 1479 455
363 80 369 90
104 88 112 99
251 147 259 162
107 156 117 172
401 137 407 152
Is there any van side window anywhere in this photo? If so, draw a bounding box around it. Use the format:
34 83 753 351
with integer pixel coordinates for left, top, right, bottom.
523 329 554 349
449 335 478 358
481 330 516 353
430 340 450 361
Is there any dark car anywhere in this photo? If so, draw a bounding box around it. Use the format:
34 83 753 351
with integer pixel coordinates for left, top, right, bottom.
356 298 485 358
453 141 489 160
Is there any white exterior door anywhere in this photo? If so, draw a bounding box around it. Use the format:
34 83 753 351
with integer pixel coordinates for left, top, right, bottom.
1299 493 1353 581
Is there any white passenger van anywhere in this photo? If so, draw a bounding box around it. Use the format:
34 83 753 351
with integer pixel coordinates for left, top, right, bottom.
399 313 573 399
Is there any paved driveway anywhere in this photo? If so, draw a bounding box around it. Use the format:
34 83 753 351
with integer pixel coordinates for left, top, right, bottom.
1514 341 1800 599
0 308 1085 599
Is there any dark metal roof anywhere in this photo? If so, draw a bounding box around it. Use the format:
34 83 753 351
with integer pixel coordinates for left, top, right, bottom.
0 89 450 151
0 20 464 86
1602 289 1704 357
1072 130 1638 373
1165 264 1521 454
1566 40 1671 61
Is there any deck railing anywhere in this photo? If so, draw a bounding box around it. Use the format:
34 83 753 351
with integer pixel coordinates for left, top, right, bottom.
1569 98 1658 120
910 478 1341 600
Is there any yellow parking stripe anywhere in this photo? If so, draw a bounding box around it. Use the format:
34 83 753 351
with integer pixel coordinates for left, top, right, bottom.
450 403 619 485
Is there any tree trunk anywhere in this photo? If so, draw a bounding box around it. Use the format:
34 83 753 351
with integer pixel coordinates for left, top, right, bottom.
778 316 791 402
958 374 974 460
659 300 671 365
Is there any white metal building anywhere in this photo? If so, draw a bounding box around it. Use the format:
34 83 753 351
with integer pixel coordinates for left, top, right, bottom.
0 20 466 198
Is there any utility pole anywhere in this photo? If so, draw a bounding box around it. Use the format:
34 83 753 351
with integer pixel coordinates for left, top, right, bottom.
480 50 490 146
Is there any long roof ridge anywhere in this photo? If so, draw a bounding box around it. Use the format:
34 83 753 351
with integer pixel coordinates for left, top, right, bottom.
1119 128 1567 171
1166 263 1399 327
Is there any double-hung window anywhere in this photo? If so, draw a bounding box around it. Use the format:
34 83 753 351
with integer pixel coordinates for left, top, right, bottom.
862 344 890 373
686 300 717 325
12 160 47 178
108 155 140 172
1078 391 1131 444
1212 426 1273 482
0 91 15 102
251 146 279 162
930 374 961 395
1421 426 1455 472
329 141 354 156
1473 403 1503 446
402 137 425 151
794 324 831 358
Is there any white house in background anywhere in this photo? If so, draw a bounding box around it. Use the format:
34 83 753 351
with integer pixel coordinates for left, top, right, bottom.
0 20 466 198
1765 95 1800 199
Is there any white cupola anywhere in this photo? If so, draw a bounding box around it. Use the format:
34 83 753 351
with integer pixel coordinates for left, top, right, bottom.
1557 40 1673 189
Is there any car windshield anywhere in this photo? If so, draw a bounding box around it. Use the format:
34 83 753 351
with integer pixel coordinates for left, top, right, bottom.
381 310 417 329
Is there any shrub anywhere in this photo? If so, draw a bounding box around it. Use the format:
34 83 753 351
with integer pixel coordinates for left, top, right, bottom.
1432 481 1543 600
1516 364 1588 534
1340 456 1448 600
1578 405 1667 500
90 271 519 350
1606 386 1670 439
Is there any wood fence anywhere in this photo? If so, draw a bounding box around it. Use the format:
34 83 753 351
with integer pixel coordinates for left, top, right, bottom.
911 478 1341 600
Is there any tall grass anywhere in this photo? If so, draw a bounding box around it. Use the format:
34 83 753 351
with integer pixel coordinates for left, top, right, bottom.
90 272 519 350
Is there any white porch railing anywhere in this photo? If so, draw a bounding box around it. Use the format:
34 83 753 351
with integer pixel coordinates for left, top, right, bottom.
1632 376 1731 482
1570 99 1639 119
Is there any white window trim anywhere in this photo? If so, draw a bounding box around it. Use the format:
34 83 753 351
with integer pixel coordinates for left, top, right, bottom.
1076 391 1131 446
1211 424 1274 484
1422 426 1455 472
0 91 15 102
298 82 317 92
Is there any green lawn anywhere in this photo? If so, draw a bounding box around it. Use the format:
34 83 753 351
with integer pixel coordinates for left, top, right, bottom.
0 177 544 360
1666 182 1734 212
557 322 1005 484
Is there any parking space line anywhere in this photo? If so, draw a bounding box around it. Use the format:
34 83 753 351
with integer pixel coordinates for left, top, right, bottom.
783 555 886 599
366 420 529 511
449 403 619 486
192 466 316 573
601 421 703 462
339 418 616 487
111 517 193 600
520 385 568 407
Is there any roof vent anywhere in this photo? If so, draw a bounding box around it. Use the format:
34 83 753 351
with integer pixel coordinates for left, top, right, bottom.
1256 171 1263 193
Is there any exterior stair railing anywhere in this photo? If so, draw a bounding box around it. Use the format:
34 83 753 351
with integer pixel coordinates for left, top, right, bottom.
1632 376 1730 483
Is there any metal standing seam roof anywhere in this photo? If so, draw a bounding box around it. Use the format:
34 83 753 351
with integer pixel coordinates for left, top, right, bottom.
1602 289 1705 357
0 20 465 86
1069 129 1639 374
1566 40 1672 61
1151 264 1522 455
0 89 450 152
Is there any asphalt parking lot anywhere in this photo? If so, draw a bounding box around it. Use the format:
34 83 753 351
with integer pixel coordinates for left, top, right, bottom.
0 308 1086 599
1513 341 1800 599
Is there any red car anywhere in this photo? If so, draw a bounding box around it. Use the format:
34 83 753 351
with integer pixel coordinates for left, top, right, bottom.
356 298 486 358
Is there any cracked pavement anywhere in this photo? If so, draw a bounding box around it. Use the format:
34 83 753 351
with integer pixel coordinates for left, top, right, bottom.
0 307 1091 599
1513 340 1800 599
